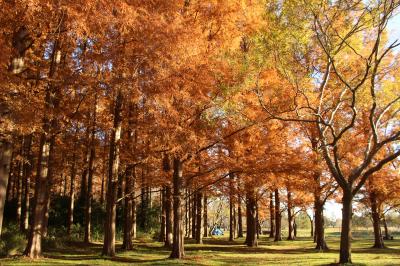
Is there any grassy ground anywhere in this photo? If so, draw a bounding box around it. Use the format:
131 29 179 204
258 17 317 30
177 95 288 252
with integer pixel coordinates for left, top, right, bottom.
1 230 400 265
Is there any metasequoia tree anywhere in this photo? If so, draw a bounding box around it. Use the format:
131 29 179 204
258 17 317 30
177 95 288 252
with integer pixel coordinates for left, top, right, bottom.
254 1 400 263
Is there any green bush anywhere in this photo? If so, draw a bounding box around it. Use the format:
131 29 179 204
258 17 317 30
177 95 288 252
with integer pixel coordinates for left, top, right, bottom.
0 224 26 257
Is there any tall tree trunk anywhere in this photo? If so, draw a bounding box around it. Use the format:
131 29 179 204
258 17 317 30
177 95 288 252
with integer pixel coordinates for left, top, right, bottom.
274 189 282 242
191 192 197 239
229 174 235 241
165 184 173 247
382 215 390 240
269 191 275 238
159 187 166 243
185 188 189 237
0 140 13 236
24 134 51 258
21 135 33 232
244 188 257 247
122 165 135 250
102 89 123 257
67 150 77 236
170 158 184 259
287 188 294 240
314 200 328 250
370 190 384 248
84 97 97 244
16 159 23 226
339 189 353 264
237 195 243 238
203 193 208 237
195 192 203 244
293 218 297 238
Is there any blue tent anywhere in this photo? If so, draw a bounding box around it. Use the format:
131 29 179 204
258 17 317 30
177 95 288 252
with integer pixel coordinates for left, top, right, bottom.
211 228 224 236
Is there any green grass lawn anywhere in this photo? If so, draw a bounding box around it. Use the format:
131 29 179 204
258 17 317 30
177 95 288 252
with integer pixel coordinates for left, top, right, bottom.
1 230 400 265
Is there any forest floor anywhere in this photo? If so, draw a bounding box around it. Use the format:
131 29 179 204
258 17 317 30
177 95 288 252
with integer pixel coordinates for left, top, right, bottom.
1 231 400 265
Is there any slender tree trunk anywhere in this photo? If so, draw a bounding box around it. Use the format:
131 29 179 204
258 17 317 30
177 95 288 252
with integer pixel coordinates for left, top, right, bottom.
382 215 390 240
203 193 208 237
370 190 384 248
269 191 275 238
191 192 197 239
21 135 33 232
159 187 166 243
67 150 76 236
0 140 12 236
195 192 203 244
122 165 135 250
185 188 189 237
170 158 184 259
16 159 23 226
315 200 328 250
229 175 235 241
165 184 173 247
245 188 257 247
287 188 294 240
237 196 243 238
293 218 297 238
24 134 51 258
274 189 282 242
339 189 353 264
84 97 97 244
102 89 123 257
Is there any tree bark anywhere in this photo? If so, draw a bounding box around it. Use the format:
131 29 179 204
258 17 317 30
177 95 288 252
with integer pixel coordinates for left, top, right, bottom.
237 195 243 238
203 193 208 237
274 189 282 242
229 173 235 241
165 184 173 247
159 187 166 243
0 140 12 236
122 165 135 250
170 158 184 259
287 188 294 240
84 97 97 244
67 149 77 236
370 190 384 248
191 192 197 239
21 135 33 232
339 189 353 264
102 89 123 257
244 188 257 247
315 200 328 250
382 215 390 240
269 191 275 238
195 191 203 244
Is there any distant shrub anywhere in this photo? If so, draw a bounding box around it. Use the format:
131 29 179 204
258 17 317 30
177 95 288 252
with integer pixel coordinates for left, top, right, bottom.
0 224 26 257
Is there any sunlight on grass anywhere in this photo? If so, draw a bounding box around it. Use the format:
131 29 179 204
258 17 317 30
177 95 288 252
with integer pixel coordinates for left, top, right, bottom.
1 232 400 265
